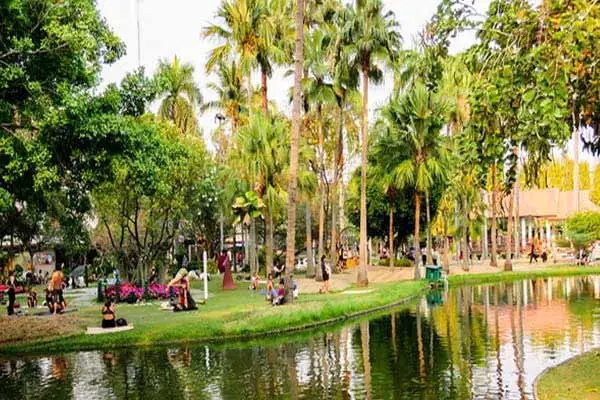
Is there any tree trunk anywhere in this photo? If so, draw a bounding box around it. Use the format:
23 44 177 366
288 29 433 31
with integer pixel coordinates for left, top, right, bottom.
261 68 268 115
316 105 325 282
306 201 315 278
250 218 257 275
443 218 450 274
331 105 343 273
389 206 394 268
463 226 470 272
505 188 514 271
265 208 274 276
414 191 422 280
490 162 498 267
425 189 433 265
284 0 304 303
360 321 372 400
357 64 370 287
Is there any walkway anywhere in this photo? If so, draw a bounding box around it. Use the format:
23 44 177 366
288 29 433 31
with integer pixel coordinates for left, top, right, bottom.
297 258 587 293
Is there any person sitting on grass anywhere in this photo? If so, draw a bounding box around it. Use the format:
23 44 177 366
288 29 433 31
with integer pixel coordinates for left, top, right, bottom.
27 287 38 309
101 298 117 329
272 279 286 306
167 268 197 312
249 272 260 291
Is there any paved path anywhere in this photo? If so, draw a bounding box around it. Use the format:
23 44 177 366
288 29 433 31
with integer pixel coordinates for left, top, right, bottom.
297 258 588 294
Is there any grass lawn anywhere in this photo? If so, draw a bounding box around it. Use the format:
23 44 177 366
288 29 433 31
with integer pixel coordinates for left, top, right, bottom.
1 264 599 355
0 277 427 355
536 349 600 400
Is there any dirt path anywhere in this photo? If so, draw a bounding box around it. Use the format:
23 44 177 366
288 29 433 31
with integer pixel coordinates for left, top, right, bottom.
297 258 581 294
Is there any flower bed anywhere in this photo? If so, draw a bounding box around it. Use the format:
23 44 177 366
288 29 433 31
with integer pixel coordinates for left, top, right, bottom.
105 282 171 302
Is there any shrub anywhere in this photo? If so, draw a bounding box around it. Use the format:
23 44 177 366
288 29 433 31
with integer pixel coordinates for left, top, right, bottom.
105 281 170 303
378 258 412 267
567 212 600 241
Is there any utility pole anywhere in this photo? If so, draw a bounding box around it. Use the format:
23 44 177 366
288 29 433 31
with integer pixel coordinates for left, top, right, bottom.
136 0 142 66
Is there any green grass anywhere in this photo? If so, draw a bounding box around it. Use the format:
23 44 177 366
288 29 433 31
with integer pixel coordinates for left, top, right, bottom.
2 264 599 356
447 265 600 286
0 277 427 355
536 349 600 400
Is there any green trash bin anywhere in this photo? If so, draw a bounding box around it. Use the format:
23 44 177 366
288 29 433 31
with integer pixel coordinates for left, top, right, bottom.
425 265 442 282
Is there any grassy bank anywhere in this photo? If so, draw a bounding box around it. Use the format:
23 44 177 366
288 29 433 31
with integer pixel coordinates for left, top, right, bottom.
0 278 427 355
1 264 599 355
536 348 600 400
447 265 600 286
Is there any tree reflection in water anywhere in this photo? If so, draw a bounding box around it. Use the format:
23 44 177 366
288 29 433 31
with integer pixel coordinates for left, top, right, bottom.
1 276 600 399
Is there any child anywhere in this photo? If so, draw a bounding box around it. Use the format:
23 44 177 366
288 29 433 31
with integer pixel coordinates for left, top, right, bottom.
272 279 286 306
265 274 275 301
249 272 260 291
27 287 38 309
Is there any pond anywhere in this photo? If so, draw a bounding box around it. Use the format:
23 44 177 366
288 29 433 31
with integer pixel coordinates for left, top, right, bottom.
1 275 599 399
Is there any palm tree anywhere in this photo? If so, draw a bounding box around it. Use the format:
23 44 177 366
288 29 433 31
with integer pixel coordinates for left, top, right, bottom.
236 112 289 275
203 0 293 115
155 56 202 135
203 60 248 137
343 0 401 286
283 0 305 302
379 83 449 279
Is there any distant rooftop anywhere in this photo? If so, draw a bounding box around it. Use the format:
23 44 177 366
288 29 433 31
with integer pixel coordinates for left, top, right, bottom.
487 189 600 220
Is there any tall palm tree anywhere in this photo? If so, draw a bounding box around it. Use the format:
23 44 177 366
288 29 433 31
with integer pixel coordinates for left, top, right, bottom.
379 83 449 279
155 56 202 135
284 0 305 302
203 0 293 115
236 112 289 275
203 60 248 137
343 0 401 286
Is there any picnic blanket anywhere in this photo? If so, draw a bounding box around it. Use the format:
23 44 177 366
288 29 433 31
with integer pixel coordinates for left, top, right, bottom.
86 325 134 335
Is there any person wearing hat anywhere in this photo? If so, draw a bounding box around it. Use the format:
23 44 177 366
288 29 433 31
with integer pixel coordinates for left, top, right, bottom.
167 268 197 311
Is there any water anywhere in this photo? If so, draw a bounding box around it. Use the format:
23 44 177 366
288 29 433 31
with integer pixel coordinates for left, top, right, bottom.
1 276 600 399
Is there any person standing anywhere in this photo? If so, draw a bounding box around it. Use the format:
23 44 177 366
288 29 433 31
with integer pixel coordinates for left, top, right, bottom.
319 255 330 293
51 264 66 314
6 272 17 316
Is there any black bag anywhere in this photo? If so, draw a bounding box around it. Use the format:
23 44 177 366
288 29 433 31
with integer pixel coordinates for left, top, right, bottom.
116 318 128 327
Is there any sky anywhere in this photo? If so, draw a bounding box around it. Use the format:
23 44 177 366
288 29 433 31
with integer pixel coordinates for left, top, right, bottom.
97 0 596 168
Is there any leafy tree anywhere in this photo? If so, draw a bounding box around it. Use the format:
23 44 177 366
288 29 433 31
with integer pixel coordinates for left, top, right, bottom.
236 112 289 274
377 83 449 279
203 60 248 160
592 164 600 207
155 56 202 136
343 0 401 286
203 0 293 114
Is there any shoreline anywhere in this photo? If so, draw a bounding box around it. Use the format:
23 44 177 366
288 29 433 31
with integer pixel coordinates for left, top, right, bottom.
534 347 600 400
1 265 600 356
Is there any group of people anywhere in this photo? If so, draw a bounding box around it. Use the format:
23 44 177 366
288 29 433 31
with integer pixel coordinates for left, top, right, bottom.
528 237 549 264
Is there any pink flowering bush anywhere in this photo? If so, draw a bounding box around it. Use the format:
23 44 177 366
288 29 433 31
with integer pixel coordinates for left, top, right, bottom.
105 282 171 302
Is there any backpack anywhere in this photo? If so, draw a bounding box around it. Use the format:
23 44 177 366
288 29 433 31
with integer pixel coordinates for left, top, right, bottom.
116 318 127 327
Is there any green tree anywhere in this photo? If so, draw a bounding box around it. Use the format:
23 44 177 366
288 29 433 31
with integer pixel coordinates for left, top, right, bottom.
378 83 449 279
155 56 202 136
592 164 600 206
343 0 401 286
236 112 289 274
204 0 293 115
203 60 248 160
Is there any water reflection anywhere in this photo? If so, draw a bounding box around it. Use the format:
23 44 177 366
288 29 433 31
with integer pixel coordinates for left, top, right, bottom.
1 276 599 399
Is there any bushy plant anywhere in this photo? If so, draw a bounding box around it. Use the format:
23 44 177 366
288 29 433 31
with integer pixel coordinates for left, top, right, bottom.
105 281 170 303
378 258 413 267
